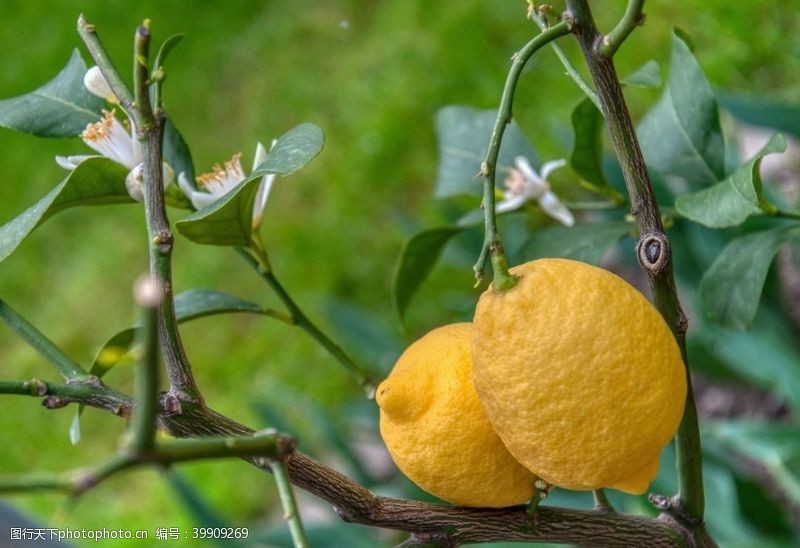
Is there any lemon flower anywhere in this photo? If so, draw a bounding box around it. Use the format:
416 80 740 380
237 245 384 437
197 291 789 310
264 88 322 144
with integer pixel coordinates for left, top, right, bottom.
178 141 277 230
55 67 173 201
497 156 574 226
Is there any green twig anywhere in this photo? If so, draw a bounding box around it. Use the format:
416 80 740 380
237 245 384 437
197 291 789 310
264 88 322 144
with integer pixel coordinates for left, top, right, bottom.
77 14 136 114
0 300 87 380
270 459 309 548
530 13 600 109
0 379 131 415
565 0 708 529
600 0 646 57
474 20 571 287
593 489 615 512
127 277 162 454
237 244 377 397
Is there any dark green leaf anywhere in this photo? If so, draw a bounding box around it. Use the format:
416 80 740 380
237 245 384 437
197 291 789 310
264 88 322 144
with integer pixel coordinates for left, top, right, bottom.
720 94 800 139
622 60 662 89
0 49 103 137
176 123 324 246
163 119 194 182
700 225 800 329
393 226 464 320
0 157 130 263
570 98 610 190
676 134 786 228
520 221 632 264
434 105 537 198
638 32 725 188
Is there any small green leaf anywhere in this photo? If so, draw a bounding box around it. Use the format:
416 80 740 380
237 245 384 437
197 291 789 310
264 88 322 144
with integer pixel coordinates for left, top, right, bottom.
622 60 662 89
570 98 621 202
0 49 103 137
392 226 464 320
163 119 194 182
700 225 800 329
153 33 184 72
176 123 324 246
173 288 263 321
638 31 725 188
520 221 632 264
0 157 131 263
676 133 786 228
252 123 324 177
434 105 538 198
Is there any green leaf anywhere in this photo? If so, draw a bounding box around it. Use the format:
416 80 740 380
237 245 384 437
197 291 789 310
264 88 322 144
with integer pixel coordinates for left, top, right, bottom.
434 105 538 198
153 33 184 71
699 225 800 329
163 119 194 182
720 94 800 139
252 123 324 177
570 98 613 194
392 226 464 320
676 133 786 228
173 288 263 321
638 31 725 188
89 289 264 377
520 221 632 264
0 49 103 137
176 123 324 246
0 157 131 263
622 60 662 89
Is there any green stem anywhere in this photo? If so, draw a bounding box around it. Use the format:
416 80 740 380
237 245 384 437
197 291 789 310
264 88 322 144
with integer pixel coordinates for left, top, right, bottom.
77 15 136 113
566 0 707 528
128 278 161 454
270 459 310 548
601 0 646 57
0 300 87 379
530 13 600 109
237 245 377 397
474 20 571 287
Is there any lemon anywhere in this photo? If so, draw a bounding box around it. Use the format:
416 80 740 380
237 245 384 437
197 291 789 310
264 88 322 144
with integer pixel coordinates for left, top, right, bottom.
376 323 537 507
472 258 686 494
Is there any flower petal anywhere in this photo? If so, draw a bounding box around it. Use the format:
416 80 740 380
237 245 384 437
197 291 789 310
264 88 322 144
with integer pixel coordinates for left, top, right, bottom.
83 66 116 103
495 194 528 214
55 155 93 170
540 159 567 181
125 164 145 202
538 191 575 226
514 156 542 184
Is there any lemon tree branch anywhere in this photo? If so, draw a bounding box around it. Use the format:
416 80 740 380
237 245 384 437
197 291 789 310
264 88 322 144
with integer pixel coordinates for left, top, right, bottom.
78 16 201 402
564 0 709 537
475 20 571 288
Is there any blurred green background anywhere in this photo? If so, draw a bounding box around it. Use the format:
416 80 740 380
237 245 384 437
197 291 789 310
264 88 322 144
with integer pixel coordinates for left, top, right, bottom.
0 1 798 546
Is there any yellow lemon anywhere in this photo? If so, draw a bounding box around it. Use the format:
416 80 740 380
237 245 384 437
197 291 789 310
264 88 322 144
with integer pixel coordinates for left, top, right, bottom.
472 258 686 494
376 322 537 507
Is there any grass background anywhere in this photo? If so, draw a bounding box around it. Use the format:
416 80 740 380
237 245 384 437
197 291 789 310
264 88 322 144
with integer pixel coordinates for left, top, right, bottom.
0 1 798 546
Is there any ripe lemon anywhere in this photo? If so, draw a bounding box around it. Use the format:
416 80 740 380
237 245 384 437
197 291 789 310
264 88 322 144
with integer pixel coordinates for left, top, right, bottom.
376 322 537 507
472 258 686 494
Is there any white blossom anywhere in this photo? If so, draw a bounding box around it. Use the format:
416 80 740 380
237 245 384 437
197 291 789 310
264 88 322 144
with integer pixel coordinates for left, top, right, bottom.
83 66 117 103
55 110 174 202
497 156 574 226
178 140 278 230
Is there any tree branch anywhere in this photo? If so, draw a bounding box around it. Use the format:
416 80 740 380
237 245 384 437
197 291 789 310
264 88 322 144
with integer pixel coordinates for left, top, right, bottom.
0 378 132 416
474 20 572 287
77 16 201 402
564 0 708 534
601 0 646 57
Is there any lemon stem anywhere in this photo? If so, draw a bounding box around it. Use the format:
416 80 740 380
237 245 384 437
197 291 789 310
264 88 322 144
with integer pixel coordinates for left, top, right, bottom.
474 20 572 286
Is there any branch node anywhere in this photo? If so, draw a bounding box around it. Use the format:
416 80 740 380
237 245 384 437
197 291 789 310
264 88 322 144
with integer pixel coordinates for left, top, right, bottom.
636 233 670 274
